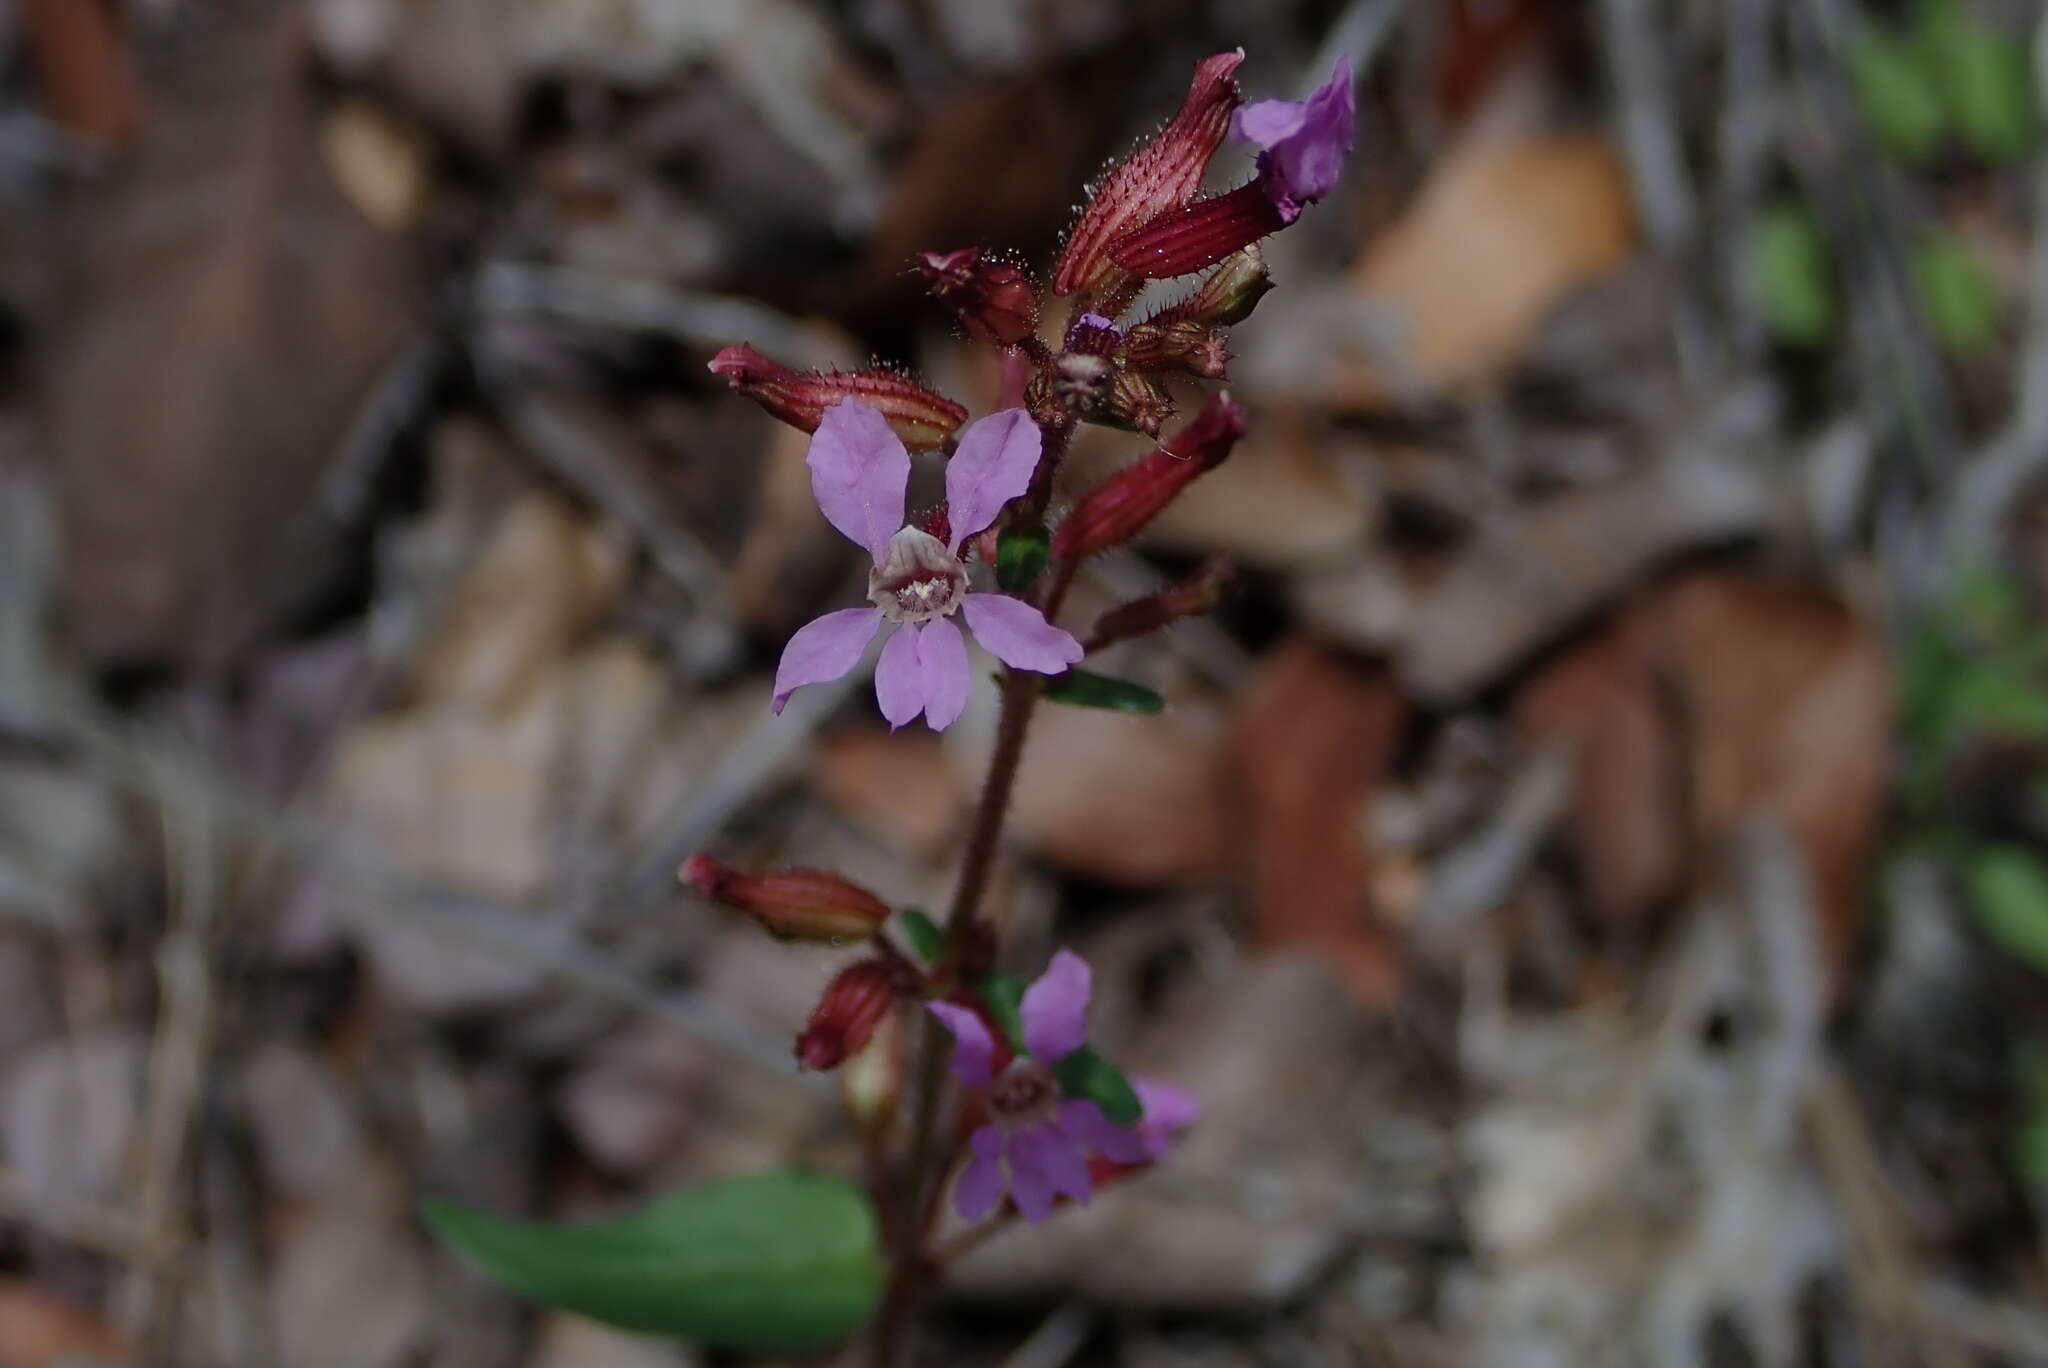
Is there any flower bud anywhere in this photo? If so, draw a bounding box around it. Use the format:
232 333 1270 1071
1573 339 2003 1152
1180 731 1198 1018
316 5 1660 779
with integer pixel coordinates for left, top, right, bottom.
1098 371 1176 437
1150 246 1274 328
1087 555 1234 646
681 854 890 944
840 1006 903 1133
708 345 967 449
1106 182 1287 281
919 248 1040 347
1051 393 1247 560
796 956 911 1071
1123 320 1230 379
1052 50 1245 297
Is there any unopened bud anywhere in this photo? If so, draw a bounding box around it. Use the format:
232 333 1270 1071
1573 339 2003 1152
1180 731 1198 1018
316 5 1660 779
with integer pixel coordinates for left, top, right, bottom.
1052 51 1245 297
1151 246 1274 328
1123 320 1231 379
796 956 912 1071
708 345 967 449
920 248 1040 347
1107 182 1287 282
1051 393 1247 560
1098 371 1176 437
681 854 890 944
1088 555 1234 646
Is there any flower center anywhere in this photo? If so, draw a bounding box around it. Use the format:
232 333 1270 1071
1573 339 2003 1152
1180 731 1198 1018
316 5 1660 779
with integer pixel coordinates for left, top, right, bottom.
990 1060 1057 1122
868 526 967 625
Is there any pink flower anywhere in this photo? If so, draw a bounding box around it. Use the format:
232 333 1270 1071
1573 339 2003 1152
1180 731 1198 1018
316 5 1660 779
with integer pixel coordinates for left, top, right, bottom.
928 951 1160 1223
1236 57 1356 224
772 400 1083 730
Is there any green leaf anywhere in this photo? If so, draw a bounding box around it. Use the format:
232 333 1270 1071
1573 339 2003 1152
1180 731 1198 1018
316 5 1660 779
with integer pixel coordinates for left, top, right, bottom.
975 971 1028 1053
996 526 1050 592
422 1172 884 1353
1849 27 1948 162
2016 1107 2048 1190
1749 202 1835 347
1968 846 2048 973
1053 1045 1144 1126
1918 1 2035 162
897 908 943 962
1912 232 2001 355
1044 670 1165 714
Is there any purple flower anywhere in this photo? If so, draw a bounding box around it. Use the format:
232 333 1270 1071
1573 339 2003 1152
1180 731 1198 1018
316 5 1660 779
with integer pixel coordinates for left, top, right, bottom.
1129 1078 1201 1161
927 951 1158 1223
772 400 1083 730
1233 57 1354 224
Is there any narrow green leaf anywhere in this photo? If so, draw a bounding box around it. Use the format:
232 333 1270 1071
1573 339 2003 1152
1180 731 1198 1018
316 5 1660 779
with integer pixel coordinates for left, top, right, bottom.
1912 232 2001 355
1749 203 1835 347
975 971 1028 1053
1919 2 2035 162
897 908 943 962
1044 669 1165 714
1848 28 1947 161
423 1172 883 1353
996 526 1050 592
1053 1045 1144 1126
1969 846 2048 973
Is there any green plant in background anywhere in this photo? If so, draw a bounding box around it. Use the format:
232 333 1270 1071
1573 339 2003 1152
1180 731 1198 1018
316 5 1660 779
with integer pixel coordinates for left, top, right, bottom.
1849 0 2035 165
1749 201 1837 348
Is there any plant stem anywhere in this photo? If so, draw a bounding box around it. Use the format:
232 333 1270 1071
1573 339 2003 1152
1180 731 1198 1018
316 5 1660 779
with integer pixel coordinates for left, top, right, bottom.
869 670 1044 1367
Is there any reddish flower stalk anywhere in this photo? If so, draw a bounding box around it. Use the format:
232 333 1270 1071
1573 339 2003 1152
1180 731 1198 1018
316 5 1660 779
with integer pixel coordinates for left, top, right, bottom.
1086 555 1235 649
708 345 967 449
1050 50 1245 298
681 854 891 944
1051 393 1247 560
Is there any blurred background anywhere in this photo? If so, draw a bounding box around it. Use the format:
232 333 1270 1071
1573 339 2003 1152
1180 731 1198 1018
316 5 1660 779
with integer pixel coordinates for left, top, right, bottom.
1 0 2047 1363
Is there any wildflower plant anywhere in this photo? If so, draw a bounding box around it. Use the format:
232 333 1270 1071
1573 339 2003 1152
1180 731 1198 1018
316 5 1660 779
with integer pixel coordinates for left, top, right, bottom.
426 50 1353 1363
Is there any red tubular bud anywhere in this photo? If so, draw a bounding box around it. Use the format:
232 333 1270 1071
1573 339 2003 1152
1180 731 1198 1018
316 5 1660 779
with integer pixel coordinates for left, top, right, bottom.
840 1006 903 1132
796 957 912 1071
1099 371 1176 437
708 345 967 449
1123 320 1231 379
1051 393 1247 560
681 854 891 944
1052 51 1245 298
1087 555 1235 647
919 249 1040 346
1106 182 1287 281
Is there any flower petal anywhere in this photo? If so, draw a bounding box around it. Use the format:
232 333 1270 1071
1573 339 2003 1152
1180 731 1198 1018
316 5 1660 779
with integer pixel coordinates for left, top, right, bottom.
1133 1078 1201 1159
1057 1098 1149 1166
874 623 925 729
915 617 971 731
809 399 911 560
1233 98 1308 148
1014 1122 1092 1210
961 594 1084 674
1005 1126 1060 1223
954 1126 1009 1222
925 1002 996 1087
1020 948 1090 1063
771 608 882 714
944 409 1041 551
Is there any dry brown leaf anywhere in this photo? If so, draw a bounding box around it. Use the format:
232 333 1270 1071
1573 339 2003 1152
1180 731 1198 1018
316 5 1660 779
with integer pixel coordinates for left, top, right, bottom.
810 729 961 859
1227 641 1408 1008
43 12 414 673
17 0 141 143
0 1279 129 1366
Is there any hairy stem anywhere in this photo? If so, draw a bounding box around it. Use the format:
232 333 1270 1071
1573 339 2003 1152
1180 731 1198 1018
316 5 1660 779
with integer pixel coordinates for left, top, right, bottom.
869 669 1043 1367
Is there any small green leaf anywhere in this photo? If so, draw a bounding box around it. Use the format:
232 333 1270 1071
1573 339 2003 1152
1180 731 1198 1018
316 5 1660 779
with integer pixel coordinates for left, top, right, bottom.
996 526 1050 592
423 1172 883 1353
1969 846 2048 972
1749 202 1836 347
1053 1045 1144 1126
897 908 943 962
1849 27 1947 162
2016 1107 2048 1190
1918 2 2035 162
1044 670 1165 714
1912 232 2001 355
975 971 1028 1053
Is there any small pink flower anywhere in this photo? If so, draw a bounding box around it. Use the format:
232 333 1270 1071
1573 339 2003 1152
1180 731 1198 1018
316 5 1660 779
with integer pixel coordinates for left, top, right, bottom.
927 951 1157 1223
772 400 1082 730
1236 58 1356 224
